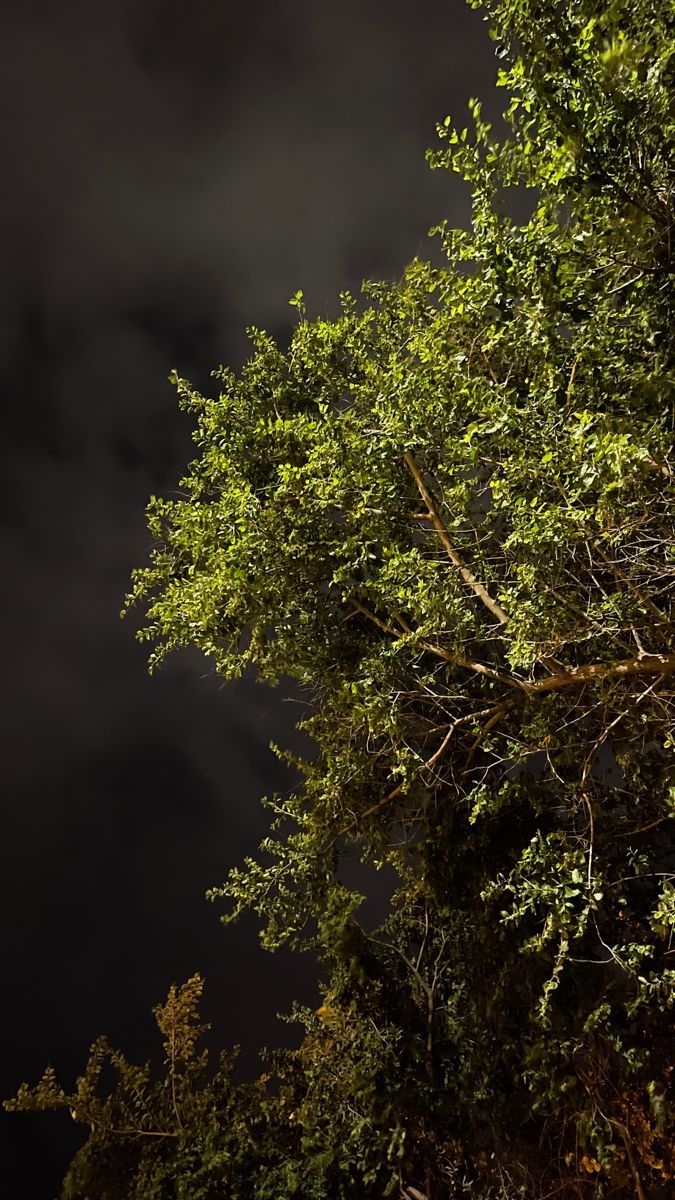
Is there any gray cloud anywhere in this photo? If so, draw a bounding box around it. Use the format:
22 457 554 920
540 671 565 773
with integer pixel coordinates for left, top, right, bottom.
0 2 497 1193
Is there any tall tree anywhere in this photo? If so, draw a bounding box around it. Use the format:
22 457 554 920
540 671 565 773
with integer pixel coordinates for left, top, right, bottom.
8 0 674 1195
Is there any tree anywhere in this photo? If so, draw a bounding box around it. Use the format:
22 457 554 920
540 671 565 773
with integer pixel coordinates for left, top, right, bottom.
7 0 674 1195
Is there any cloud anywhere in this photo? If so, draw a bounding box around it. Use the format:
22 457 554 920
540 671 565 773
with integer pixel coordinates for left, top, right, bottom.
0 2 497 1192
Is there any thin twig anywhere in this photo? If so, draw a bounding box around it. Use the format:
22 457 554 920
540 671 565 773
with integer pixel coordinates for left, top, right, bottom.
595 545 675 631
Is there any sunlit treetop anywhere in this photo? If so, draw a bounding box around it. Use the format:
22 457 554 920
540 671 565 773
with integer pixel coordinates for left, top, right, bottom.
127 0 673 872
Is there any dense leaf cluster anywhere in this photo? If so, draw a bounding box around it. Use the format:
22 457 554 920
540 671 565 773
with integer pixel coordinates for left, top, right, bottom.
8 1 674 1196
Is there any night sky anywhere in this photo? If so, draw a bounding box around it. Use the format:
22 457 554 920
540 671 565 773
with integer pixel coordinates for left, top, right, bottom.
1 3 497 1194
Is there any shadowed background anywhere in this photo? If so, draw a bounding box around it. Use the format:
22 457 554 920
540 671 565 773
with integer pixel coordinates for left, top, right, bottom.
0 2 496 1193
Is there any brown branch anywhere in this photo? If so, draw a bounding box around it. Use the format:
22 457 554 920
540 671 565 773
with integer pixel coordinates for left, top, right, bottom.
549 585 611 638
595 545 675 632
418 639 513 686
613 1122 647 1200
403 451 510 626
403 1185 429 1200
349 598 515 687
566 354 579 404
349 598 400 639
464 703 512 770
332 618 673 840
351 600 675 698
339 703 513 834
525 652 675 695
618 814 673 838
90 1122 179 1140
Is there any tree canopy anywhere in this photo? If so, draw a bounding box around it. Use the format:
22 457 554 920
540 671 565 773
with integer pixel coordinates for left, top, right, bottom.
8 0 674 1196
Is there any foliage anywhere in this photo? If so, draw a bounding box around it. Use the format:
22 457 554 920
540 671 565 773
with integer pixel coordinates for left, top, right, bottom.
7 0 675 1195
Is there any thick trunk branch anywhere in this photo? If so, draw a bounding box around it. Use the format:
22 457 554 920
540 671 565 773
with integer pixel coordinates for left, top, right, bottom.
525 652 675 694
350 600 675 696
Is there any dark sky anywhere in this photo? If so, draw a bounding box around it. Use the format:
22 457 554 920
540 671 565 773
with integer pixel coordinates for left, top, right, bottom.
1 2 497 1194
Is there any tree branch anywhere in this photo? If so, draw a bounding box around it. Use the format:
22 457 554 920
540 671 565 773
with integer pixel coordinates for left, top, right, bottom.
404 451 510 626
349 598 514 687
595 545 675 632
525 652 675 694
350 600 675 697
340 702 515 833
613 1122 647 1200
